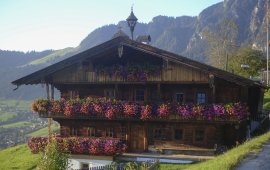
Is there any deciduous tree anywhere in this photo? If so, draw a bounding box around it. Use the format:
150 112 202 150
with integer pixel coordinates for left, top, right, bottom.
204 19 238 69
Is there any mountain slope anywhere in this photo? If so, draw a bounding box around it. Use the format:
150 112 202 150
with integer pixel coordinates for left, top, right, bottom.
28 47 75 66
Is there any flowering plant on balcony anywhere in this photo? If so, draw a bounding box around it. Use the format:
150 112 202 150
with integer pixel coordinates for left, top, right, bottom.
27 136 49 153
157 104 170 118
212 104 225 117
104 103 122 119
28 137 127 156
31 99 50 113
50 99 64 114
96 64 161 82
64 99 81 116
225 103 248 120
88 138 103 154
32 98 248 121
80 101 92 115
140 105 152 120
123 102 140 117
177 104 193 119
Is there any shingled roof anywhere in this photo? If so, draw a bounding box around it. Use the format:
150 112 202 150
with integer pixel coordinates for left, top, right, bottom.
12 36 264 88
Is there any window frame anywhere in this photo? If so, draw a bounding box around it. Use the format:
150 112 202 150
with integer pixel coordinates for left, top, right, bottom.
153 128 167 140
105 127 114 138
174 128 184 140
120 126 127 141
194 129 205 143
196 92 207 104
175 93 185 104
87 127 96 137
70 127 80 136
104 89 115 99
135 89 145 101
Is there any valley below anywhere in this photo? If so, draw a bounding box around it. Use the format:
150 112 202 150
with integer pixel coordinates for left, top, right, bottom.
0 99 58 149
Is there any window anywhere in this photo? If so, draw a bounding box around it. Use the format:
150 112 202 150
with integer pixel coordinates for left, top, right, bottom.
154 129 162 139
104 89 115 99
120 127 127 141
135 89 145 101
60 126 69 136
174 129 183 140
69 90 79 99
175 93 184 103
195 129 204 142
87 127 96 137
197 92 206 104
70 127 79 136
106 128 114 137
154 128 166 140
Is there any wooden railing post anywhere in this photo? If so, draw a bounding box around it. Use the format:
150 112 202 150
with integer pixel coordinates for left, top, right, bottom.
46 83 54 140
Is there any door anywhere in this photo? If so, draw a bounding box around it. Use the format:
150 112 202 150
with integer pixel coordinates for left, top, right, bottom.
130 125 146 152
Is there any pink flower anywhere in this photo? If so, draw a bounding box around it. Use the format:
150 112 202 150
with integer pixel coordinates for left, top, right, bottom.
141 105 152 120
157 104 170 118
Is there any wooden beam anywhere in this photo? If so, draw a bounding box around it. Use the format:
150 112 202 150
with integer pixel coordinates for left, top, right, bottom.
212 86 216 103
51 84 54 99
127 122 130 152
114 84 118 99
157 83 161 101
46 83 50 100
46 83 52 139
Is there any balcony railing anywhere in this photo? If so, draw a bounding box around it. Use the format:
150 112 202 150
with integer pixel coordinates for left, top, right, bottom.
28 136 127 155
32 98 248 123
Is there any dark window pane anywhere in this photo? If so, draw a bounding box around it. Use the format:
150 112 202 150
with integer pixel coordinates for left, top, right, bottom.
154 129 163 139
195 130 204 142
120 127 127 141
174 129 183 140
104 89 115 99
88 127 96 137
176 93 184 103
70 127 79 136
197 93 206 104
136 89 145 101
106 128 114 137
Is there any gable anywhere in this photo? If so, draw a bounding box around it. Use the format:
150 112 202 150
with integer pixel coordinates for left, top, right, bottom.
50 58 209 84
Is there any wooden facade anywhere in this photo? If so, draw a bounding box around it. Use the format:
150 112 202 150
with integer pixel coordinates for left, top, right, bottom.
54 118 247 152
12 36 264 153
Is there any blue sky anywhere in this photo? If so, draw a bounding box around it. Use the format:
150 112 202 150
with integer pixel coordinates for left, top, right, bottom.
0 0 222 52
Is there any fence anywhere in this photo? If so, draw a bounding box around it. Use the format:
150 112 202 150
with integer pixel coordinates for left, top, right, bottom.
79 160 159 170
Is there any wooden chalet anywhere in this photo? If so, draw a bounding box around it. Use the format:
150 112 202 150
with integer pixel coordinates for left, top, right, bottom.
12 34 265 153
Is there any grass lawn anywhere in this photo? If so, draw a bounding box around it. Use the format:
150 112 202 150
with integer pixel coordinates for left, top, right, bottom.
160 163 193 170
263 90 270 108
1 121 32 128
0 111 17 122
0 144 39 170
27 124 59 137
170 131 270 170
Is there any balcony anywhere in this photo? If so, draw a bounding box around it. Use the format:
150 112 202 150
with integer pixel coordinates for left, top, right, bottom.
32 98 248 124
28 136 127 155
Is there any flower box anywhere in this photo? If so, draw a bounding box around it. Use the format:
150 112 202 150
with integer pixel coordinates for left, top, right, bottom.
32 97 248 122
28 136 127 156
